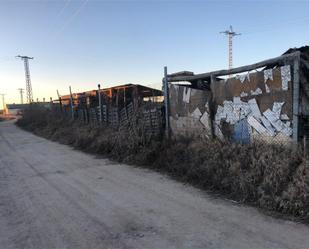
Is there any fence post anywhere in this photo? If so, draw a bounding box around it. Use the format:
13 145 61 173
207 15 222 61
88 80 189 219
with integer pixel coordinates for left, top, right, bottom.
304 135 307 158
98 84 102 124
49 97 53 109
69 86 74 120
292 52 300 143
210 74 216 138
163 66 170 139
57 90 62 113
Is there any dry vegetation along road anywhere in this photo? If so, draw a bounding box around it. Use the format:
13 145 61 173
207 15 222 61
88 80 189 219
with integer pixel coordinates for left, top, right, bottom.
0 121 309 249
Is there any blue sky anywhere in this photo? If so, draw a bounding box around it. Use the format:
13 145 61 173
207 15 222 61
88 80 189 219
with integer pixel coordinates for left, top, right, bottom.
0 0 308 104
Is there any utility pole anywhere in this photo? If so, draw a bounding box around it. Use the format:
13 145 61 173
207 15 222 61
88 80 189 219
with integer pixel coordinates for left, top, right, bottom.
16 55 34 103
220 26 241 70
17 88 24 104
0 94 6 113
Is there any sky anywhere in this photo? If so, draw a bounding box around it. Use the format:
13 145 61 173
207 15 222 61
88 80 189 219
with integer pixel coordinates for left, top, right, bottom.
0 0 309 105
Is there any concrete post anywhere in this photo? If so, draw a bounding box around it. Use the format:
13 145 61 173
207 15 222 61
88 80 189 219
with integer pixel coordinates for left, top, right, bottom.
163 66 170 139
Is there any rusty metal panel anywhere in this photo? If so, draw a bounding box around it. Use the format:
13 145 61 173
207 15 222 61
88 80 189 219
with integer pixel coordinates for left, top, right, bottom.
169 84 211 137
212 67 293 143
212 69 292 118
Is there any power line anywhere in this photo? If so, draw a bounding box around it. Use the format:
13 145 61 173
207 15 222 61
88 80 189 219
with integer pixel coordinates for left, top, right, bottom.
55 0 72 20
53 0 89 38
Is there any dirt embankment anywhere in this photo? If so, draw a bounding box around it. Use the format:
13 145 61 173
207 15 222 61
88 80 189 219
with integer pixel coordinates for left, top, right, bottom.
16 106 309 222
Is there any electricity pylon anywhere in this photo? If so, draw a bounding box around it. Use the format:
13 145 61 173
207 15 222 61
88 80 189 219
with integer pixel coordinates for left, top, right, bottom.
0 93 6 112
16 55 34 103
17 88 24 104
220 26 241 70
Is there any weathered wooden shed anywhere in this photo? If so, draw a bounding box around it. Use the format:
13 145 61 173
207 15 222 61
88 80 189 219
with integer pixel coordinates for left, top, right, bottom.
59 84 162 109
165 46 309 144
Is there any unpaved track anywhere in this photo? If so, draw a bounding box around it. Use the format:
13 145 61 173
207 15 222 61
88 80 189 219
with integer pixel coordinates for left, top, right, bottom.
0 121 309 249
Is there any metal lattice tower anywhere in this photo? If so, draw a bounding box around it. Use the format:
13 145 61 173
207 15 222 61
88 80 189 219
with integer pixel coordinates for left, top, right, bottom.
220 26 241 70
17 88 25 104
16 55 34 103
0 94 6 111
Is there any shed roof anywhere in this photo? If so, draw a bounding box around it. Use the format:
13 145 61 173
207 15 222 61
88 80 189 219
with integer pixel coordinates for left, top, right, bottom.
167 47 308 84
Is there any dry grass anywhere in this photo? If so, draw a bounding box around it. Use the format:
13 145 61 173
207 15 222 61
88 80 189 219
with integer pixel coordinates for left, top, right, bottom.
16 106 309 222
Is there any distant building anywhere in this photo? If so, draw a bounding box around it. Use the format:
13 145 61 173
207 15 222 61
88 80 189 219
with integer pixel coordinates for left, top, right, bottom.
6 103 51 115
58 83 163 109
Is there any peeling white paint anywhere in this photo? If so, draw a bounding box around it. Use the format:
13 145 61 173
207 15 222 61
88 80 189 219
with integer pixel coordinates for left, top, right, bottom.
213 95 293 139
236 73 250 83
223 101 233 120
233 96 242 105
280 114 289 120
248 99 262 119
264 69 273 83
234 97 251 121
246 73 250 82
281 126 293 136
224 101 238 125
215 105 225 124
240 92 248 97
200 111 210 128
265 83 270 93
261 116 276 136
247 116 268 134
263 109 292 136
239 74 246 83
214 123 224 140
205 102 209 108
183 87 191 103
233 97 242 122
215 97 253 125
281 65 291 91
191 108 202 119
263 109 284 131
250 88 262 96
272 102 285 119
240 103 251 120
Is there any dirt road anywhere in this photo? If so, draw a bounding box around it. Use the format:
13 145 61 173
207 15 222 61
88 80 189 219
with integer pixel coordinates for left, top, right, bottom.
0 121 309 249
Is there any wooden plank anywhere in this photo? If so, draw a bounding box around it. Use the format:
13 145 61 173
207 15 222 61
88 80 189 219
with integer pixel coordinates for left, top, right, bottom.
164 66 171 138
